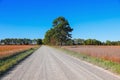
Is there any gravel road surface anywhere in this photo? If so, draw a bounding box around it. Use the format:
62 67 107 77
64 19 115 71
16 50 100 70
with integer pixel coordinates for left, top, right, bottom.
1 46 120 80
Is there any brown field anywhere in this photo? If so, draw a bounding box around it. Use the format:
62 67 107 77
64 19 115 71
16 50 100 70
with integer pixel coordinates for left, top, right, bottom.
63 46 120 63
0 45 38 58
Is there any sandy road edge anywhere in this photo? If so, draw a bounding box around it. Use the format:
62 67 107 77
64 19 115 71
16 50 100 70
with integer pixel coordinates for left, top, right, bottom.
52 47 120 79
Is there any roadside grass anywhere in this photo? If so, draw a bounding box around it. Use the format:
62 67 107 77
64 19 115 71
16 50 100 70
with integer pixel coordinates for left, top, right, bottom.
0 47 38 76
56 47 120 75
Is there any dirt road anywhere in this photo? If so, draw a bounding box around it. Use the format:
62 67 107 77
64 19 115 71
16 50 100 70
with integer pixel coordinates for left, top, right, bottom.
1 46 120 80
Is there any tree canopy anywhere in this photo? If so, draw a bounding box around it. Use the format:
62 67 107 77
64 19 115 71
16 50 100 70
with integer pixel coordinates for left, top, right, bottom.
0 38 42 45
44 16 73 46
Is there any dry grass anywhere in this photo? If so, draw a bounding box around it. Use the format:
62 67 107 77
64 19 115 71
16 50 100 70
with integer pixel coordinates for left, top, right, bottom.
0 45 38 58
63 46 120 63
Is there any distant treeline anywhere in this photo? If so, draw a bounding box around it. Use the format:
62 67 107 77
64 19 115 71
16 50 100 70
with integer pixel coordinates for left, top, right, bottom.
43 16 120 46
0 38 42 45
66 39 120 45
1 38 120 45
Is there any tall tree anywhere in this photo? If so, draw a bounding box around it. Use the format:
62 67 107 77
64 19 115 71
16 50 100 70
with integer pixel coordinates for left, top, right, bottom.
44 16 73 46
53 16 73 46
43 28 56 45
37 39 42 45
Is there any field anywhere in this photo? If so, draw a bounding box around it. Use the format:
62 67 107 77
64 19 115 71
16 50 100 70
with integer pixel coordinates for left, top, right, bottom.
0 45 38 59
0 45 38 75
63 46 120 63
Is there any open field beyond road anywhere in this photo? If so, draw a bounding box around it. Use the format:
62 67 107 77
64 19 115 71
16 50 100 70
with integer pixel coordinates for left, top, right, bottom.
63 46 120 63
1 46 120 80
0 45 38 58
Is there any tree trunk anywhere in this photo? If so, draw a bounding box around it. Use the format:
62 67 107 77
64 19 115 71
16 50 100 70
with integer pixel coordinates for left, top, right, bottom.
60 42 62 47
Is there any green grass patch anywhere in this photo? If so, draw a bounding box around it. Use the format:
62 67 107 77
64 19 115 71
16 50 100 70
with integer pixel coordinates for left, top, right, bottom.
0 48 38 76
56 47 120 74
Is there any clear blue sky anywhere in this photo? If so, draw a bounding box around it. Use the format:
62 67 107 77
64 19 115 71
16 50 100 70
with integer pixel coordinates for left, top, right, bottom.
0 0 120 41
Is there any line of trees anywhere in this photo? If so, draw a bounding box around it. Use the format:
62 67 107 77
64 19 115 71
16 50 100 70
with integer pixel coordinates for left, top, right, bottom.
43 16 73 46
0 38 42 45
66 38 120 46
1 17 118 46
43 16 120 46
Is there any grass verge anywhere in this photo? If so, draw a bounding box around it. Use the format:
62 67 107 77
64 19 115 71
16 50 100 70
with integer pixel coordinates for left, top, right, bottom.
0 47 38 76
56 47 120 75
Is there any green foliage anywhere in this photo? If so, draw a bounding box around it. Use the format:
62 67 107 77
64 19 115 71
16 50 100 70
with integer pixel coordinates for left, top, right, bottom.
36 39 42 45
73 38 85 45
43 28 56 45
44 16 73 46
71 38 120 45
106 40 111 45
84 39 102 45
105 40 120 45
66 39 74 45
0 38 42 45
72 38 102 45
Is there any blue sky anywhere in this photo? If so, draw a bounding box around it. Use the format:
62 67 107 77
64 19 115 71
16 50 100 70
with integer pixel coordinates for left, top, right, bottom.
0 0 120 41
